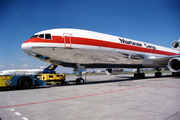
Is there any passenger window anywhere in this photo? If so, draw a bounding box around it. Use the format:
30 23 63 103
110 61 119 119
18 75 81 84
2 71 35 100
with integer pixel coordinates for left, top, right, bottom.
38 34 44 39
45 34 51 39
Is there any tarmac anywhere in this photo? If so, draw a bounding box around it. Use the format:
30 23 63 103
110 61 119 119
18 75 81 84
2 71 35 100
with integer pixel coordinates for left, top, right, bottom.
0 73 180 120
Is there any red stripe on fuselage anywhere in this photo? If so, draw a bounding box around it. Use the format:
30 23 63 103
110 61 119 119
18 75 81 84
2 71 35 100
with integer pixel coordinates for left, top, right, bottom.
24 36 179 56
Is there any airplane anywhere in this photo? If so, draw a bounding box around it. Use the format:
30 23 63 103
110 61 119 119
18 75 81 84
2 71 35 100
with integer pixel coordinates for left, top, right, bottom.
0 64 58 76
21 28 180 84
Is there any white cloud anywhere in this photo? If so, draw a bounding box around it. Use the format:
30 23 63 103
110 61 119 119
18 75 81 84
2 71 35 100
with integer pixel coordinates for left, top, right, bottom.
20 58 28 62
42 63 47 65
0 65 4 68
11 64 15 67
22 64 29 68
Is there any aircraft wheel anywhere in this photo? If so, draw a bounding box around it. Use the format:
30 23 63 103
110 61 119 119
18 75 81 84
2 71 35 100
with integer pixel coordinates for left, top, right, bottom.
137 73 141 77
18 77 32 89
155 72 162 77
134 73 145 78
141 73 145 78
155 72 158 77
172 72 176 76
172 72 180 76
134 73 137 78
76 78 84 85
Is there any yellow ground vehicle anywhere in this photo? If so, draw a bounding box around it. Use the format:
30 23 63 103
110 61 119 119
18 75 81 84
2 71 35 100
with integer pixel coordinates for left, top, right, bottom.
0 73 66 90
41 74 66 85
0 76 13 87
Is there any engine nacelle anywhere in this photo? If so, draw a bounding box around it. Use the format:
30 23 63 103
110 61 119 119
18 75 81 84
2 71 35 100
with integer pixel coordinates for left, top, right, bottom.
168 57 180 72
171 41 180 50
105 68 124 75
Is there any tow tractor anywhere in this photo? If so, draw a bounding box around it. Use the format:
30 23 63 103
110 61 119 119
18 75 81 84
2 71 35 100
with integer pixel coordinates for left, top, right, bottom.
0 73 66 90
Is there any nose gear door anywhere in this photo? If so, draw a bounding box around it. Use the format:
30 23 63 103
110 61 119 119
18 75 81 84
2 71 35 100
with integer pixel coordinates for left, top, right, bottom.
63 33 72 48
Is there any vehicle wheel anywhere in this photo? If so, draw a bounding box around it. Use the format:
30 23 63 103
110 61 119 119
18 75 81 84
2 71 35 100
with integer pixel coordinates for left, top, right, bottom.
61 80 65 85
18 77 32 89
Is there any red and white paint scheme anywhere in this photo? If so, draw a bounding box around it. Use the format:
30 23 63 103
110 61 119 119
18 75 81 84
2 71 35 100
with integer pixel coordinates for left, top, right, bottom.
21 28 180 79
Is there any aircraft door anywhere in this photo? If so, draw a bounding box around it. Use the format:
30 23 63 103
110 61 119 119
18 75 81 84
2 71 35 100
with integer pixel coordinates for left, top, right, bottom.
63 33 72 48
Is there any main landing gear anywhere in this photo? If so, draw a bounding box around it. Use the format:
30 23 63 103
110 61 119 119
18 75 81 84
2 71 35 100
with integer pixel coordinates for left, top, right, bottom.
172 72 180 76
155 68 162 77
134 68 163 78
134 68 145 78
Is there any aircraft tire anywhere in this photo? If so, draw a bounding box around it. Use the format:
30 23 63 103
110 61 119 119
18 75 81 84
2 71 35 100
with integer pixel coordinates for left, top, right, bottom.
141 73 145 78
134 73 137 78
18 77 32 89
172 72 176 76
155 72 162 77
76 78 84 85
155 72 158 77
134 73 145 78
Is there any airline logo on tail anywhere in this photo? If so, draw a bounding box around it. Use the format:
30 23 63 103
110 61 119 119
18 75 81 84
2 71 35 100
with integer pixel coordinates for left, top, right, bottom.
43 64 58 73
49 65 54 69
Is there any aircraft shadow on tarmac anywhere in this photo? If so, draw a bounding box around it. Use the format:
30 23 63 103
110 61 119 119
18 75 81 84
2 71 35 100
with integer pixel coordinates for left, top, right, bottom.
84 74 177 85
1 74 179 91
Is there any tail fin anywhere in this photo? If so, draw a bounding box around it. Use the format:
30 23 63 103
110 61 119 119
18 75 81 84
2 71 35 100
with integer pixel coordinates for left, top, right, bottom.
42 64 58 73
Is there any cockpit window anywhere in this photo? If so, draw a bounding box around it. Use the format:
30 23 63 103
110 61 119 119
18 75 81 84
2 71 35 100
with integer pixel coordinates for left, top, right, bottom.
45 34 51 39
38 34 44 39
30 35 38 38
30 33 52 39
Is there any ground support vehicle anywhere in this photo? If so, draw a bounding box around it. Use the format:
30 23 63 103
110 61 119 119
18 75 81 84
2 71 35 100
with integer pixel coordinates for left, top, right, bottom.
0 74 66 90
41 74 66 85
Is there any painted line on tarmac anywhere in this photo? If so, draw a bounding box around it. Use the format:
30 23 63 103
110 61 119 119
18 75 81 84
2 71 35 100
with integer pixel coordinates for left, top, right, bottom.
0 86 144 109
15 112 21 115
0 86 179 109
22 117 29 120
6 108 29 120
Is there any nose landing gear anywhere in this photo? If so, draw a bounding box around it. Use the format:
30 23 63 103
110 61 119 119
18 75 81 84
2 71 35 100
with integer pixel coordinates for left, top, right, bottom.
75 69 86 85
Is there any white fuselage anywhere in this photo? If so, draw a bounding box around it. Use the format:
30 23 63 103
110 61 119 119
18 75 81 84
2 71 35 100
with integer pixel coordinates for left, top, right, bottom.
21 28 180 69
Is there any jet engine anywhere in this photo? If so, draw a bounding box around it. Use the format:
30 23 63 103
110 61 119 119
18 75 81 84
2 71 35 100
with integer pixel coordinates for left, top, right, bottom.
168 57 180 72
171 40 180 50
105 68 124 75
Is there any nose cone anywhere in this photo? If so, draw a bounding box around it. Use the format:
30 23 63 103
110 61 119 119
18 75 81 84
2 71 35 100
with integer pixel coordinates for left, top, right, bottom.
21 43 32 55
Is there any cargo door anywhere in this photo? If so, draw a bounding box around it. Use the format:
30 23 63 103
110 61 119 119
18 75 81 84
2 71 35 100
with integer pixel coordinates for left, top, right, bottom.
63 33 72 48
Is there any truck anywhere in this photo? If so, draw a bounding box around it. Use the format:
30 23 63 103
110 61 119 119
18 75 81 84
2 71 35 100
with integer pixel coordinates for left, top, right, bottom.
0 73 66 90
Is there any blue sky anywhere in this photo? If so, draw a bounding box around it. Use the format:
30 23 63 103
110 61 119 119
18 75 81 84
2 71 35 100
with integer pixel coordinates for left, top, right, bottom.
0 0 180 73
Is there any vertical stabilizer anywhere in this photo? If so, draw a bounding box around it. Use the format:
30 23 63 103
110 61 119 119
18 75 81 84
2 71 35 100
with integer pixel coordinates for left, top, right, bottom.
42 64 58 73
